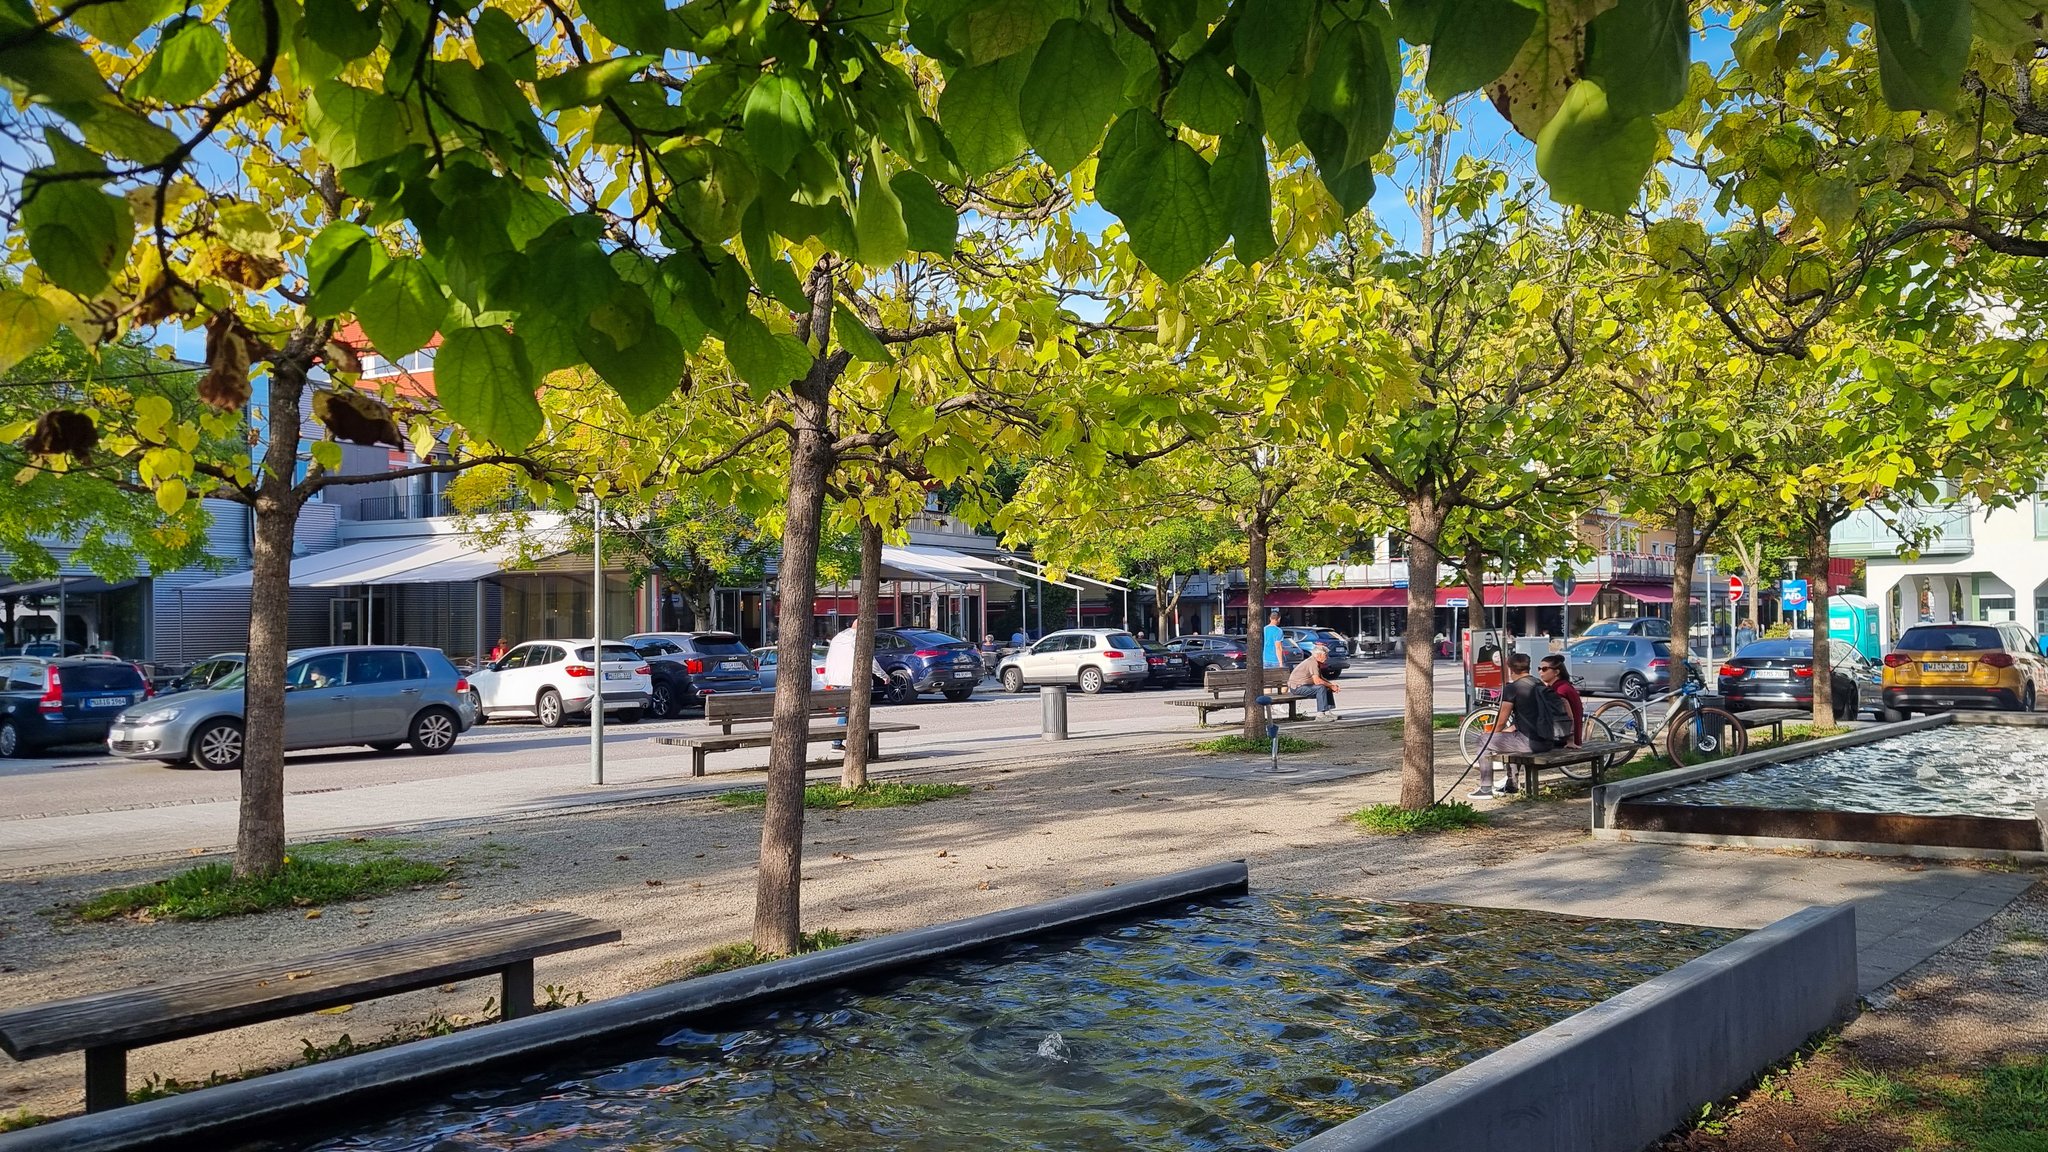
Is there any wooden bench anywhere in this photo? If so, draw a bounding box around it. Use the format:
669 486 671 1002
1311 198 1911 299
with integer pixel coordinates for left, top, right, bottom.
1494 740 1638 795
1730 707 1806 743
705 688 855 734
659 692 921 777
0 910 619 1113
1165 668 1300 727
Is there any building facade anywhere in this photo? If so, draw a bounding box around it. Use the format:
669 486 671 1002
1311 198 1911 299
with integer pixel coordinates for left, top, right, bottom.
1832 498 2046 644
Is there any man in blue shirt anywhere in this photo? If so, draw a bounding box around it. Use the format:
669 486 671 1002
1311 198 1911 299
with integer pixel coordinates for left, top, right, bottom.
1262 609 1286 668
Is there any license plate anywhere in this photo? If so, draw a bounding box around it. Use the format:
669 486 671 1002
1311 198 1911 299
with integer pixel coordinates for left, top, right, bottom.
1755 669 1788 680
1924 662 1969 672
604 670 631 681
89 695 128 708
720 660 745 671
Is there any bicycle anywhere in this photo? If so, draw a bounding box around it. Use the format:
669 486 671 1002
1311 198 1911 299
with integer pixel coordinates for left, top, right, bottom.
1457 704 1621 781
1589 677 1747 768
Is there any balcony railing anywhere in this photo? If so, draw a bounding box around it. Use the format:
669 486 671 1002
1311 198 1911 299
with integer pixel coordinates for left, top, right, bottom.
1831 504 1974 559
343 491 533 521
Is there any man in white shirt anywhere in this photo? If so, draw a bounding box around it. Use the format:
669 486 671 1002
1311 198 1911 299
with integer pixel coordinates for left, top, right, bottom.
823 627 882 751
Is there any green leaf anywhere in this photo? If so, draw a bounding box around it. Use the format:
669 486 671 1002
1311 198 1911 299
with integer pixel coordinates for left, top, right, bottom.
741 71 816 173
958 0 1056 64
937 53 1032 177
576 290 687 415
534 54 656 112
582 0 679 52
128 18 228 104
354 258 446 358
740 204 809 311
1489 0 1613 139
1020 18 1126 175
306 80 414 167
1872 0 1972 111
1233 0 1315 83
474 8 538 82
71 0 178 47
21 175 132 296
0 32 111 104
855 156 909 267
1211 123 1275 264
437 326 543 449
224 0 282 64
303 0 381 61
1535 79 1659 216
834 303 892 363
75 101 181 164
1424 0 1539 101
305 222 379 318
661 141 757 243
1970 0 2045 50
1299 20 1396 180
0 290 61 375
723 313 815 396
1583 0 1689 117
1389 0 1438 42
1096 110 1225 282
1164 46 1245 135
891 171 958 254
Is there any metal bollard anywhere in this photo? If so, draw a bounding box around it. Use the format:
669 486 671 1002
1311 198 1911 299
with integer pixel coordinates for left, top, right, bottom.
1040 685 1069 741
1257 694 1288 773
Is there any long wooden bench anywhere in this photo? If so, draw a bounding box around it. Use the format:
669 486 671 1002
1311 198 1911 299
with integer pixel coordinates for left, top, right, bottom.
1493 740 1638 795
705 688 855 734
1730 707 1807 743
1165 667 1301 727
0 910 619 1112
655 722 922 776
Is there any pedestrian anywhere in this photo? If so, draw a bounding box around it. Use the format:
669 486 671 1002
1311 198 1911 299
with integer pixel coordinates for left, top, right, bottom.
1287 643 1341 720
824 625 860 751
1470 653 1559 799
1734 621 1757 650
1010 626 1029 648
1537 654 1582 747
489 636 508 662
1434 630 1449 659
1263 608 1286 668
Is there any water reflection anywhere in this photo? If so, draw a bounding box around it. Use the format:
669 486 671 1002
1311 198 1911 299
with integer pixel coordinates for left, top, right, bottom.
1641 724 2048 818
305 896 1738 1152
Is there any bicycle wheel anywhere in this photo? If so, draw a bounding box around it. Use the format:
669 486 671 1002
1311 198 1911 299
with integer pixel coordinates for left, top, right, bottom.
1458 707 1508 765
1666 706 1749 766
1553 716 1620 780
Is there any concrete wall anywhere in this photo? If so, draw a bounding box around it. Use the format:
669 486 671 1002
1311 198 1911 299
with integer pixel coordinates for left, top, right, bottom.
1290 904 1860 1152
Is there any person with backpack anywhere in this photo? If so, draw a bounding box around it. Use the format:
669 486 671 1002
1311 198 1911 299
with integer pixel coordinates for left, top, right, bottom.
1538 654 1583 747
1470 653 1560 799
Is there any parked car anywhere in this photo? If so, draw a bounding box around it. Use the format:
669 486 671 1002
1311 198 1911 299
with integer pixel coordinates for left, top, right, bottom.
1281 626 1352 677
872 628 984 703
996 629 1149 694
1141 640 1191 688
755 645 829 692
106 646 470 770
1719 639 1879 720
623 632 762 718
162 652 245 695
468 639 652 727
0 657 152 758
1881 622 2048 715
1583 617 1672 639
1564 635 1681 700
1168 634 1248 677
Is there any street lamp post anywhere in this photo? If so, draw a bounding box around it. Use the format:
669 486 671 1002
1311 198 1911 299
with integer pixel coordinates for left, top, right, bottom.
590 492 605 786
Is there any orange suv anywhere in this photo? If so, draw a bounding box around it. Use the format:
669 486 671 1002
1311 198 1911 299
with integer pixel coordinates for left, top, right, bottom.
1881 622 2048 715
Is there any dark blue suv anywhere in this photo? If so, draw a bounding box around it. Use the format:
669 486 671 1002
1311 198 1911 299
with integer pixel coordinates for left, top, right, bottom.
873 629 983 703
0 657 151 757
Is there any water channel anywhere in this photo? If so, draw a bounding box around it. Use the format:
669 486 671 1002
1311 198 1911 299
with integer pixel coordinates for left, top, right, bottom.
299 895 1739 1152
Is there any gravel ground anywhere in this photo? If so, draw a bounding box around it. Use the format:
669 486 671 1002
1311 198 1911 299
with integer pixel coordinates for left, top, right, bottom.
2 724 1582 1122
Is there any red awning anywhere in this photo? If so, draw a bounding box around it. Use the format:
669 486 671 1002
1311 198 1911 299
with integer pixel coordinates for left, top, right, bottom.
1439 583 1605 607
812 596 860 615
1235 584 1606 608
1269 587 1411 608
1616 584 1673 603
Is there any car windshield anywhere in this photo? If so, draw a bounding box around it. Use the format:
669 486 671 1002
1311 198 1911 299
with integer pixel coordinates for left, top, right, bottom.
898 630 962 648
1737 640 1810 659
575 644 643 662
690 635 752 657
1584 622 1623 635
1652 641 1674 658
59 663 144 691
1897 626 2002 652
1104 633 1140 649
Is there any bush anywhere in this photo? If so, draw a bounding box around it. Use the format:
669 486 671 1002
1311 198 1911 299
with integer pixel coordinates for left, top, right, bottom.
74 855 452 922
1191 734 1324 754
1763 621 1792 639
716 782 969 809
1348 802 1489 834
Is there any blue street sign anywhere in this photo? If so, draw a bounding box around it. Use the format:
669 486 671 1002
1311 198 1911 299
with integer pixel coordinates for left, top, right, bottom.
1445 597 1469 608
1552 576 1576 598
1781 579 1810 611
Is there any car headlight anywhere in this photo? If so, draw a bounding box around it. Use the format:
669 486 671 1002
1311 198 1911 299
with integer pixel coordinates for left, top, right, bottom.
127 708 182 725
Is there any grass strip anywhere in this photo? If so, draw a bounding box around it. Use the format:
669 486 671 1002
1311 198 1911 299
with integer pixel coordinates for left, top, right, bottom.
1348 801 1489 834
74 855 452 922
692 929 857 976
1191 734 1325 754
716 782 970 810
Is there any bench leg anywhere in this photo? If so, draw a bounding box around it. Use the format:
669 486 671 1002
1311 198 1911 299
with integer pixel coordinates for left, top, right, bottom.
84 1046 126 1112
866 731 880 762
501 959 536 1020
691 747 707 777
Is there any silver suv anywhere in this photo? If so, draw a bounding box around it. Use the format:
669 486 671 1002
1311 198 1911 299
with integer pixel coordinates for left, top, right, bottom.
995 629 1149 694
107 646 474 770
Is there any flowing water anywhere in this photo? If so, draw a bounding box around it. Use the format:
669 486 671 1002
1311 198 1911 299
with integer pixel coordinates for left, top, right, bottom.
300 896 1738 1152
1638 724 2048 819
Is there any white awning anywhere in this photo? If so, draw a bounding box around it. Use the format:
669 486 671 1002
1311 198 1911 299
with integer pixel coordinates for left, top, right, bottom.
881 544 1022 587
189 536 524 590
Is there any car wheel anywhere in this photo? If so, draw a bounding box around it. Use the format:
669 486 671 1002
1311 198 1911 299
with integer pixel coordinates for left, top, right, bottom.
651 681 677 719
410 707 460 754
192 719 244 771
368 740 405 753
1879 707 1907 722
1619 673 1647 702
887 672 918 705
1079 666 1104 694
1833 688 1854 722
617 708 642 724
2023 685 2038 713
0 719 20 759
1001 668 1025 693
467 689 487 725
942 687 974 702
536 689 565 728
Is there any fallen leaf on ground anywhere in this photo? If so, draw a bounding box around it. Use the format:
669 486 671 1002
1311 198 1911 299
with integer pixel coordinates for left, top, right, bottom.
437 893 464 901
645 879 663 887
304 909 323 919
616 854 631 861
315 1005 352 1015
935 850 948 858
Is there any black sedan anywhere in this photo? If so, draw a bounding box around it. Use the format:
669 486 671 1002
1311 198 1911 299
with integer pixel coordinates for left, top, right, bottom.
1141 641 1191 688
1167 634 1248 676
1717 639 1879 720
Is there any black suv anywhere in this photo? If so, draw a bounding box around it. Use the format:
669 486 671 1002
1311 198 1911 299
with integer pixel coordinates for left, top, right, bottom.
624 632 763 717
0 657 152 757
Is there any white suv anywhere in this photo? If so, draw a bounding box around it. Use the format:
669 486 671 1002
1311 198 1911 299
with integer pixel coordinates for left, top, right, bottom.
467 639 652 727
995 629 1149 694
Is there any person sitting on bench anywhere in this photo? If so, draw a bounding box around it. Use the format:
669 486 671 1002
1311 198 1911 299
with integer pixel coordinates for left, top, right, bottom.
1471 653 1558 799
1286 643 1341 720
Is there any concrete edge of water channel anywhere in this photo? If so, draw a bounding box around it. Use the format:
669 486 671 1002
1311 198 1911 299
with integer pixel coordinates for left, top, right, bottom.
1288 902 1860 1152
0 860 1251 1152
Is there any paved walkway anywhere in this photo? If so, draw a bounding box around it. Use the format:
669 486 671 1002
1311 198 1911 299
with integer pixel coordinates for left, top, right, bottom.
1389 840 2039 994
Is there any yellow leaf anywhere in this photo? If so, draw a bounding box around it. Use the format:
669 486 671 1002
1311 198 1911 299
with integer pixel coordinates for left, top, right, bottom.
156 478 188 515
311 439 344 472
136 394 174 441
0 291 61 375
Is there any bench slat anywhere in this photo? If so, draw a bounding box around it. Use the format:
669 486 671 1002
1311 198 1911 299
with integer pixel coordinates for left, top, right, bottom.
655 721 921 752
1496 740 1634 767
705 689 852 722
0 911 618 1060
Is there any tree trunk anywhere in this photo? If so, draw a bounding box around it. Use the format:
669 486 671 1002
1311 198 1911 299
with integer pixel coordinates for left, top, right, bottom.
1668 502 1698 681
1805 523 1835 726
1241 513 1270 742
1401 496 1445 809
234 357 308 880
1731 531 1764 630
842 519 882 789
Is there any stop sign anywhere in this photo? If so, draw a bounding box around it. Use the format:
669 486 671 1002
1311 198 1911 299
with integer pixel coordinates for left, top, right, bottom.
1728 575 1745 603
